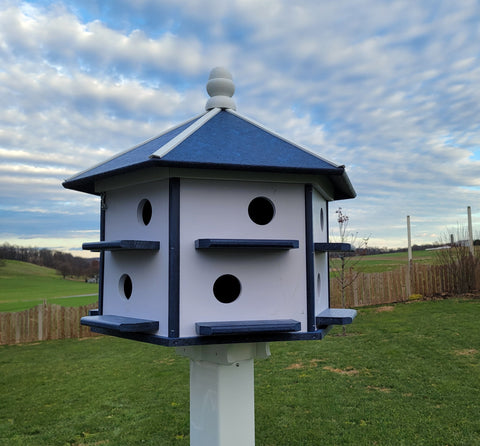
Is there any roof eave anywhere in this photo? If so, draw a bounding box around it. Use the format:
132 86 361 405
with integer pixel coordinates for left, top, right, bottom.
62 159 355 199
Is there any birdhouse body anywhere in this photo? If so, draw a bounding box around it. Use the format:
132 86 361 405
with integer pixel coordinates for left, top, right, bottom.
64 68 357 346
96 175 328 340
101 179 170 337
178 178 309 337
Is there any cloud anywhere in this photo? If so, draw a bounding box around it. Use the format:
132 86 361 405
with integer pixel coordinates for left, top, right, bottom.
1 0 480 251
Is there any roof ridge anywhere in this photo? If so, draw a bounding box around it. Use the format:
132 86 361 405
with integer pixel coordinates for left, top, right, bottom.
150 108 221 159
65 112 207 183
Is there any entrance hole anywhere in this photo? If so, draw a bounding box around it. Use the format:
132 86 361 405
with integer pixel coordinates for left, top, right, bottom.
138 199 152 226
213 274 241 304
119 274 133 300
248 196 275 225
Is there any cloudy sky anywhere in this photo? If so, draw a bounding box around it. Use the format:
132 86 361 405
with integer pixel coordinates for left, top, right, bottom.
1 0 480 256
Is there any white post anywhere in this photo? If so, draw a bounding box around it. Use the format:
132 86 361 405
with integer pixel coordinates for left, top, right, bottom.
407 215 412 264
467 206 474 256
406 215 412 297
176 343 270 446
38 303 43 341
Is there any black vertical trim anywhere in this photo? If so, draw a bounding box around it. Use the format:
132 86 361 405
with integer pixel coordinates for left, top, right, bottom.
326 203 331 308
305 184 316 332
168 178 180 338
98 194 106 315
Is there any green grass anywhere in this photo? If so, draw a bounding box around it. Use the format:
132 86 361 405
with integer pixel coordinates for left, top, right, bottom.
0 260 97 312
0 299 478 445
330 249 438 274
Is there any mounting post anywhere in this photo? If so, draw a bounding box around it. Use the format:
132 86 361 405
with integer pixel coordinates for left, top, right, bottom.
176 343 270 446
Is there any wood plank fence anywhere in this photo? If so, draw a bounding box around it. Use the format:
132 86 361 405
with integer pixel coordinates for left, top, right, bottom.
330 263 480 308
0 303 99 345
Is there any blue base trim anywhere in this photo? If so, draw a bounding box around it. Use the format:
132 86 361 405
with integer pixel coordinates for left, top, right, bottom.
84 326 333 347
195 319 301 335
316 308 357 326
314 243 352 252
195 239 299 249
83 240 160 252
81 315 159 333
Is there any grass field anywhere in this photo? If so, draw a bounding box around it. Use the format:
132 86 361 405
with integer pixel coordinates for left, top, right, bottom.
0 260 98 312
330 249 438 274
0 298 478 445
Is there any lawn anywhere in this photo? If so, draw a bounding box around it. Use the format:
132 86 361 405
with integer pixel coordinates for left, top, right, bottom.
0 260 98 312
0 298 478 445
330 249 439 274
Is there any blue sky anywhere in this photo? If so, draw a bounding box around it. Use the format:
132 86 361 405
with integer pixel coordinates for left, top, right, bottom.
1 0 480 256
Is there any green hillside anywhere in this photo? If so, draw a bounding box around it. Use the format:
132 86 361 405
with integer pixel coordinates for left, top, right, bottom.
0 260 98 312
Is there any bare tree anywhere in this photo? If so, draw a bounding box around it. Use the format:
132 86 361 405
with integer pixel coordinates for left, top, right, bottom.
434 227 479 294
333 208 369 334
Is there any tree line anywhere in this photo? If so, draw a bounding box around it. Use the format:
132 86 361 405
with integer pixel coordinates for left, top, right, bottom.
0 243 99 279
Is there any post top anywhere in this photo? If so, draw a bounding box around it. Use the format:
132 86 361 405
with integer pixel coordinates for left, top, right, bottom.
205 67 236 111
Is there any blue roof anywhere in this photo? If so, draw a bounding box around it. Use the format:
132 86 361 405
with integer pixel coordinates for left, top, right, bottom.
63 109 355 199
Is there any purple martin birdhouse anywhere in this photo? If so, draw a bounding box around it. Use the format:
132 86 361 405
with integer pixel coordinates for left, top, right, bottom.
63 67 357 346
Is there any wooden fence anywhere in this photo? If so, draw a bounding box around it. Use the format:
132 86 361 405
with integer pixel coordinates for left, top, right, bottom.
0 302 99 345
2 263 479 345
330 263 480 308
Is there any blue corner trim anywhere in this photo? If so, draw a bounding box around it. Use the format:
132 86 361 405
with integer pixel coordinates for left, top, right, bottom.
81 315 159 333
305 184 316 332
98 201 105 315
83 240 160 252
195 239 299 249
315 242 352 252
195 319 301 336
316 308 357 326
168 178 180 338
326 203 331 309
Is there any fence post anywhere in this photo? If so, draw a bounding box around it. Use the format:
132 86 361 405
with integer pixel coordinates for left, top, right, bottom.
38 303 44 341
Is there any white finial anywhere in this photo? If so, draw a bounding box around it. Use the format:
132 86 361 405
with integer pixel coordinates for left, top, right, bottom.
205 67 236 111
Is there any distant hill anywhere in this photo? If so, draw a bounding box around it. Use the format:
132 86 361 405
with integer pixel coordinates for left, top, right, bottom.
0 243 99 278
0 258 60 279
0 260 97 312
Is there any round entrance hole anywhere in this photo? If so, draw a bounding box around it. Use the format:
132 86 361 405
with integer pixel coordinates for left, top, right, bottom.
119 274 133 300
248 196 275 225
213 274 241 304
138 199 152 226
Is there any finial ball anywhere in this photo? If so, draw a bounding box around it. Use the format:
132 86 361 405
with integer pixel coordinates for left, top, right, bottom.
205 67 236 110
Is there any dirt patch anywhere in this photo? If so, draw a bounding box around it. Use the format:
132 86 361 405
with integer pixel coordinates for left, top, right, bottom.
323 366 359 376
285 363 304 370
454 348 478 356
367 385 392 393
376 306 395 313
285 359 325 370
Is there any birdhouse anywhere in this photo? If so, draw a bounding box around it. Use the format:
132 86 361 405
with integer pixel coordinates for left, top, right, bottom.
63 67 357 347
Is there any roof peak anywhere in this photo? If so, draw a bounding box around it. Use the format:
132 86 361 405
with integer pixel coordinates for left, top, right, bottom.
205 67 236 111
